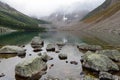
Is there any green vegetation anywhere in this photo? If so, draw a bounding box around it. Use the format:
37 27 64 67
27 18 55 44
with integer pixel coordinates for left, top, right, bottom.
0 1 48 31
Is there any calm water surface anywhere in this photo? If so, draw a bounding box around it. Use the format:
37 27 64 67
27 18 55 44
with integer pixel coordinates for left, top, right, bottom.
0 31 120 80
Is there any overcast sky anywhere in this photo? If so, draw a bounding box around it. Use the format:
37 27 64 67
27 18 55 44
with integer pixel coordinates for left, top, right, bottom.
1 0 105 17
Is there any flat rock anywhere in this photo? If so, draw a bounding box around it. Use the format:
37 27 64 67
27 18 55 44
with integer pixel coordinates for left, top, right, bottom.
15 56 47 78
0 45 26 56
77 43 102 52
96 50 120 62
82 51 119 71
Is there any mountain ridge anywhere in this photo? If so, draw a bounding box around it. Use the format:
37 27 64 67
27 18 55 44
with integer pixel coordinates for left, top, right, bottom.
0 1 48 31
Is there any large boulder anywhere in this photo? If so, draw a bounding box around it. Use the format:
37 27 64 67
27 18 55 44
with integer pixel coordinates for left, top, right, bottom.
99 72 120 80
96 50 120 62
77 44 102 52
0 45 26 56
31 37 44 48
82 51 119 71
15 56 47 78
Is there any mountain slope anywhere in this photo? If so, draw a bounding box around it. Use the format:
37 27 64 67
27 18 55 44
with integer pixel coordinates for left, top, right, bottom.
41 2 89 28
82 0 120 23
0 1 48 31
66 0 120 33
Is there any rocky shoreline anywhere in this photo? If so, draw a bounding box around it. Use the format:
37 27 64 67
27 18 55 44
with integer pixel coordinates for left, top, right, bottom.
0 36 120 80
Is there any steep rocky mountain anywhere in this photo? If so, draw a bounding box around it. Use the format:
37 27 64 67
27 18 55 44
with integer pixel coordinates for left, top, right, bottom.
41 2 89 28
0 1 48 31
66 0 120 34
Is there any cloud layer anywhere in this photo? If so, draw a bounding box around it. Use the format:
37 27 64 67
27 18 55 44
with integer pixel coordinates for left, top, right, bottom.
1 0 105 17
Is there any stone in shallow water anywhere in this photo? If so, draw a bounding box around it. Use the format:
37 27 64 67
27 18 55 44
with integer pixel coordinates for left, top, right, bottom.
31 36 44 48
0 45 26 56
96 50 120 62
77 44 102 51
15 56 47 78
82 51 119 71
58 53 67 60
46 44 56 52
41 52 53 62
33 48 42 52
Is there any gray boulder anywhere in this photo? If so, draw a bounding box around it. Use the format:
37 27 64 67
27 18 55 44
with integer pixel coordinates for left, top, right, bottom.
99 72 120 80
15 56 47 77
0 45 26 56
96 50 120 62
46 44 56 51
31 36 44 48
82 51 119 71
58 53 67 60
77 44 102 51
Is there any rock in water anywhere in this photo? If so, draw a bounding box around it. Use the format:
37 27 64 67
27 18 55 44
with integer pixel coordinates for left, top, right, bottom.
41 52 53 62
77 44 102 51
96 50 120 62
31 36 44 48
58 53 67 60
46 44 56 51
15 56 47 78
82 51 119 71
0 45 26 56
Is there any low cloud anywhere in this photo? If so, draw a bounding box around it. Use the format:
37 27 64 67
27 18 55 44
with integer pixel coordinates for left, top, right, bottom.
1 0 105 18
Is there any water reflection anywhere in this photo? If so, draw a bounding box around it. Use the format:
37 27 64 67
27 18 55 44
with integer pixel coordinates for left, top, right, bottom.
0 31 39 45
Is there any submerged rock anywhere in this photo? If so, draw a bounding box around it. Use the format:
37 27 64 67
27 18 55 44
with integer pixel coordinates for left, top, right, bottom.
99 72 120 80
96 50 120 62
82 51 119 71
77 44 102 52
46 44 56 51
0 45 26 56
31 36 44 48
58 53 67 60
15 56 47 78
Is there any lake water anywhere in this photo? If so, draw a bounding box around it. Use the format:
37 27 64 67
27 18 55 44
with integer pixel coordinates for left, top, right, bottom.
0 31 120 80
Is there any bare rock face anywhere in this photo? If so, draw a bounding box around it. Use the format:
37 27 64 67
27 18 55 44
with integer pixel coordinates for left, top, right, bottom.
0 45 26 56
82 51 119 71
15 56 47 78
